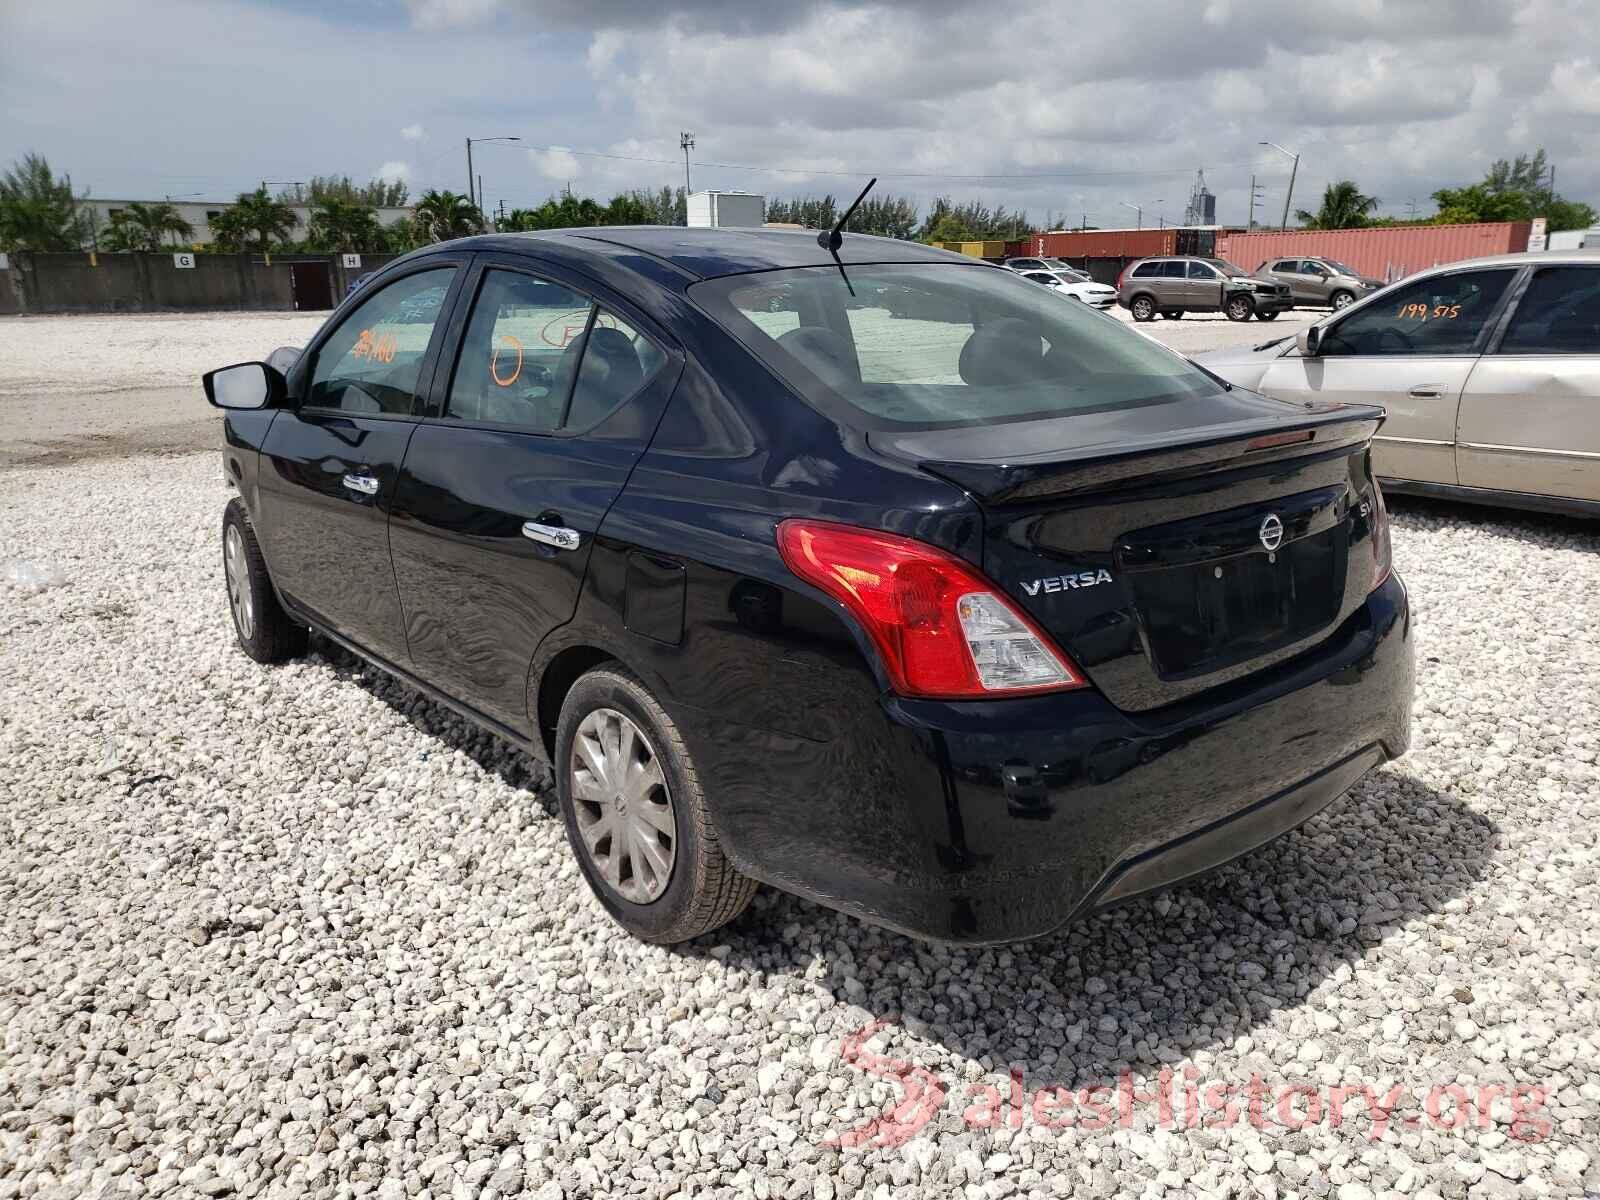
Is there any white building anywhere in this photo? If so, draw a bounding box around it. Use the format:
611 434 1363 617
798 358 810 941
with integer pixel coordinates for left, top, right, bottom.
686 191 765 229
81 197 414 248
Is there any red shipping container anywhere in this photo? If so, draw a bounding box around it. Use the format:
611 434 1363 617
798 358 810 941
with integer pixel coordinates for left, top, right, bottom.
1034 229 1178 259
1213 222 1531 282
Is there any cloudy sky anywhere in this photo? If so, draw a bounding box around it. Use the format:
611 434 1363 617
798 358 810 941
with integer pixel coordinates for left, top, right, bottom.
3 0 1597 228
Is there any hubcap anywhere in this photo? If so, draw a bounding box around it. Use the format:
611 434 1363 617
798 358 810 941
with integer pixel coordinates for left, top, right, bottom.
225 525 254 640
570 707 676 903
1334 292 1352 309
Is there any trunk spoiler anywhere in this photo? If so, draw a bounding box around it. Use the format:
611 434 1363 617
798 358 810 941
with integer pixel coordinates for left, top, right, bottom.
870 400 1383 505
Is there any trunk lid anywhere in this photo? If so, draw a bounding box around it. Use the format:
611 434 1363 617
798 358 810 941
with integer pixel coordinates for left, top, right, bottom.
869 390 1385 711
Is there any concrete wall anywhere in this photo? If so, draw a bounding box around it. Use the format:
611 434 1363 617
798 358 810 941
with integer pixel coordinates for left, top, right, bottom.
0 252 403 314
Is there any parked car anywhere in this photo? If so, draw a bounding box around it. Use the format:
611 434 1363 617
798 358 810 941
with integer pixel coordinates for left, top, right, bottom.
1253 256 1384 310
1003 255 1079 273
1196 250 1600 516
1014 266 1118 308
204 228 1412 946
1118 256 1292 322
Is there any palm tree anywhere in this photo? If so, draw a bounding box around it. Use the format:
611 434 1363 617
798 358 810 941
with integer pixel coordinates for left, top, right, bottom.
211 187 297 253
306 197 385 252
1296 181 1379 230
413 190 483 242
101 201 193 252
0 152 88 251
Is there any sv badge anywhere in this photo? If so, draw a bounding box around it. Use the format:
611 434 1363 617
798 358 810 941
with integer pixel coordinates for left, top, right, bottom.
1021 569 1113 597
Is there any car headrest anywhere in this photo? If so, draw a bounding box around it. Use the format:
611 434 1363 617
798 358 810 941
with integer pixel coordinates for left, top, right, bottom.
959 318 1045 386
777 326 859 389
581 326 644 394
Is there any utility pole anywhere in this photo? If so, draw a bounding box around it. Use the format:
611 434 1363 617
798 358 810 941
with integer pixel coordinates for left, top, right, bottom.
465 138 475 204
680 132 695 196
1259 141 1299 231
1248 174 1257 228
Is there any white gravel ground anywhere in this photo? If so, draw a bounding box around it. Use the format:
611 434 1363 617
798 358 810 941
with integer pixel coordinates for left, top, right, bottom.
1 310 1597 1200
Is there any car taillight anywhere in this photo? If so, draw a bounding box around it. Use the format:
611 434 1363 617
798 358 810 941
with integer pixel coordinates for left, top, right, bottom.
775 520 1087 699
1116 264 1129 289
1370 481 1392 589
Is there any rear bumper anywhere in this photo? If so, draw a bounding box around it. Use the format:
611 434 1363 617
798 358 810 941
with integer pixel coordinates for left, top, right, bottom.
688 571 1413 945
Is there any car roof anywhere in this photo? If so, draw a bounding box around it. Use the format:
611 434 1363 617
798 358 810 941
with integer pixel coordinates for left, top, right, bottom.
450 226 970 280
1421 247 1600 270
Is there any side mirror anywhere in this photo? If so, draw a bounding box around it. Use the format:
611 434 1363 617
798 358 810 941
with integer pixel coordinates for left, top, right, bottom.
1296 327 1322 357
203 361 286 410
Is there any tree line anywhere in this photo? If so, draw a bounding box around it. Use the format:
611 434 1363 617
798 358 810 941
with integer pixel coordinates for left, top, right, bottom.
4 148 1594 257
1295 150 1594 231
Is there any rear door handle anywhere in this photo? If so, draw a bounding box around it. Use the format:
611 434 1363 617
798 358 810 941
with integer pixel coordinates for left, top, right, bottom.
341 473 380 496
522 521 581 551
1407 385 1444 399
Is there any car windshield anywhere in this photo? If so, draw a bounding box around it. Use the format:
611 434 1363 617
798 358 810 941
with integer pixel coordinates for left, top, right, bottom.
1322 260 1358 275
1204 259 1251 277
691 263 1224 430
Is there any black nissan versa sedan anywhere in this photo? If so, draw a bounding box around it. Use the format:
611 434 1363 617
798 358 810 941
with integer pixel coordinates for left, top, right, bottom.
204 225 1413 946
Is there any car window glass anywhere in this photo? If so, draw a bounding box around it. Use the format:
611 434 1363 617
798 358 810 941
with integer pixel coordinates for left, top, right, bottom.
1319 269 1516 357
1187 261 1217 280
446 269 593 432
564 309 667 430
1304 261 1327 276
306 268 455 414
697 263 1224 429
1499 266 1600 355
1272 260 1293 273
1159 261 1187 278
1131 262 1159 278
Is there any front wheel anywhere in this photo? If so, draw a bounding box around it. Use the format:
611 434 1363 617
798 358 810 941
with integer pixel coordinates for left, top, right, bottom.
1225 295 1255 322
555 665 757 943
1330 289 1356 311
222 499 307 664
1255 309 1280 321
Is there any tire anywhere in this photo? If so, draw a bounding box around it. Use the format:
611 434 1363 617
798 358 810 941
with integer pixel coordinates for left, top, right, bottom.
1330 289 1355 311
1225 294 1255 322
1129 294 1156 322
1160 309 1185 320
1255 309 1280 321
555 665 757 944
222 498 307 664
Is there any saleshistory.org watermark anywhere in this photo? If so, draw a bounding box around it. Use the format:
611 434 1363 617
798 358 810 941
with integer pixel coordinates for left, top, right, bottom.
824 1023 1554 1149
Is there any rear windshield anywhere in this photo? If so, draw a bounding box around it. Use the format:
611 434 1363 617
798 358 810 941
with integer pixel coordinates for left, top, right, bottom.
691 263 1224 430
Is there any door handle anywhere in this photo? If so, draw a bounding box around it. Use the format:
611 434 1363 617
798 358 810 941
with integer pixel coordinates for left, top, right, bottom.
1407 385 1444 399
521 521 581 551
341 473 380 496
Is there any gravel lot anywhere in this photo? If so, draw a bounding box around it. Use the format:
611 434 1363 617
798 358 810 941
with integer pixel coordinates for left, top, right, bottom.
1 309 1596 1200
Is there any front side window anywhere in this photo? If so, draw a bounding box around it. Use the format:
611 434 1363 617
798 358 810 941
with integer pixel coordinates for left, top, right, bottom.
306 267 455 414
1187 261 1218 280
1498 266 1600 355
1320 268 1516 357
694 263 1224 430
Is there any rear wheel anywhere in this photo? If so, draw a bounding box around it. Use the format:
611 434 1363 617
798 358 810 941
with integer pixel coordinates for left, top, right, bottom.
222 499 306 664
1330 289 1355 311
555 665 756 943
1129 295 1156 322
1225 294 1255 322
1255 309 1280 321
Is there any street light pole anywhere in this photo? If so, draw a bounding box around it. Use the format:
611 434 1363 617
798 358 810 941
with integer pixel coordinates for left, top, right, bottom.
465 136 521 213
1259 141 1300 231
1118 200 1143 229
680 132 695 196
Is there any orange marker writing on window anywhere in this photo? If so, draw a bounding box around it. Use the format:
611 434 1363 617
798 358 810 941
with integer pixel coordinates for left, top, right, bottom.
491 333 524 386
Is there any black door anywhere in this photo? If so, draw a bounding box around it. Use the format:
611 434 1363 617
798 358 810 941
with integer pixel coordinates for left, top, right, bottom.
259 264 463 665
290 261 334 311
388 258 680 732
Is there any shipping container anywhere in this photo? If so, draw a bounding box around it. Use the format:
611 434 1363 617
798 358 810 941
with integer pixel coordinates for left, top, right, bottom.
1035 228 1178 259
686 190 765 229
1213 222 1531 282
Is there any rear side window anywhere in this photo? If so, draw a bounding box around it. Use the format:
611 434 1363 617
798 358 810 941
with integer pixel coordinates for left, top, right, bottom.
1320 268 1516 357
445 270 667 432
693 263 1224 430
1498 266 1600 355
306 268 455 414
1130 262 1160 278
1272 260 1296 272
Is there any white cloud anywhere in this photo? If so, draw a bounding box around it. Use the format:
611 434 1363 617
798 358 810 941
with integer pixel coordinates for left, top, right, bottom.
528 146 581 181
374 161 414 186
400 124 427 142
